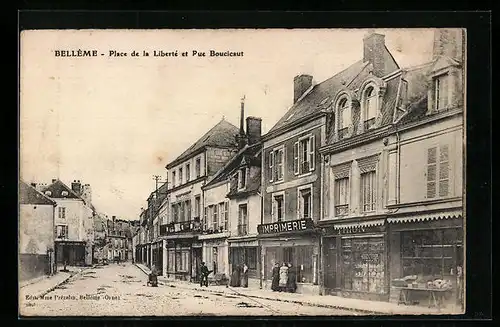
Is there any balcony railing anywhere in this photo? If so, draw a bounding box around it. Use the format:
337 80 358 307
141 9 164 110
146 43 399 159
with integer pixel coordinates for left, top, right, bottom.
363 118 376 131
335 204 349 216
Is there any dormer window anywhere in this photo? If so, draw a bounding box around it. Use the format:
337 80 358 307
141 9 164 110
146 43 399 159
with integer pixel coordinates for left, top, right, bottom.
44 191 52 196
61 191 68 197
434 73 449 110
238 167 247 190
336 96 352 140
363 86 378 130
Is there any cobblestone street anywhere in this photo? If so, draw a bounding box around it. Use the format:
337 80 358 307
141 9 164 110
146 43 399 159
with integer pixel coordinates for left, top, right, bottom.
20 263 354 316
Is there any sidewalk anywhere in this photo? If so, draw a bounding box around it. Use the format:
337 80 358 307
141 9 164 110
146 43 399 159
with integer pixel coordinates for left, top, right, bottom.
135 263 459 315
19 266 87 300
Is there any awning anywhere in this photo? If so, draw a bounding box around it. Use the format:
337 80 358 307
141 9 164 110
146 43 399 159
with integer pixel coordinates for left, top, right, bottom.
387 211 463 224
334 219 385 230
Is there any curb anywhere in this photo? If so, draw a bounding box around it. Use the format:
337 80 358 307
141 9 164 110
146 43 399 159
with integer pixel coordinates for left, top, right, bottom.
37 267 89 298
133 265 386 315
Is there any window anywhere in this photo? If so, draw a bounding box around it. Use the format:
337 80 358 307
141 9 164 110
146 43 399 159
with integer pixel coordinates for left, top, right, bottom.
195 157 201 178
434 73 449 110
341 237 386 294
269 147 285 182
238 167 247 190
194 195 201 218
212 205 218 231
58 207 66 219
363 86 378 129
179 167 183 184
186 199 191 221
176 250 189 272
427 145 450 198
361 171 376 212
203 207 208 230
294 135 315 175
172 171 176 187
334 177 350 216
272 194 285 222
172 204 179 223
179 202 185 222
56 225 68 239
220 202 228 231
337 97 351 139
238 204 248 235
298 186 312 219
186 163 191 182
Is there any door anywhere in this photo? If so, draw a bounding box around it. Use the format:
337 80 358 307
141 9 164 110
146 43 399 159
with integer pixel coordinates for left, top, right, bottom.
283 247 293 265
213 247 218 274
325 239 338 291
192 247 202 281
158 245 163 275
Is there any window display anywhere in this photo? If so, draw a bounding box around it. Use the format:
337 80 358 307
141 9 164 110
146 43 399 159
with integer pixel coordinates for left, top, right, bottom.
264 246 313 283
341 236 386 294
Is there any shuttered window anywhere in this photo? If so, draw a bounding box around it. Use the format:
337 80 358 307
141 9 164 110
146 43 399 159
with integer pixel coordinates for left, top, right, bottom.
361 171 376 212
427 147 438 198
269 151 274 182
427 145 450 199
439 145 450 197
293 142 299 175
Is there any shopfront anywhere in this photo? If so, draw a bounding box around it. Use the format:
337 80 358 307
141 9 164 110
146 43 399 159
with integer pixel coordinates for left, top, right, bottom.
387 211 464 309
258 218 320 295
165 238 196 281
228 237 260 287
321 219 389 301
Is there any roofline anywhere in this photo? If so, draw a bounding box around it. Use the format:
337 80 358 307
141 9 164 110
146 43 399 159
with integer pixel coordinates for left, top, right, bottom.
262 111 326 142
165 146 206 169
20 180 57 206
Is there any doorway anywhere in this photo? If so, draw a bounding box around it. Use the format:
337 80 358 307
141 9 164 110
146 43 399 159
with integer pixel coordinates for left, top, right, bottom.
324 238 338 291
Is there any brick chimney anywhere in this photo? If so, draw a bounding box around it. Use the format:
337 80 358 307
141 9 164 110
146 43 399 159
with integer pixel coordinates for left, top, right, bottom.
363 33 386 77
294 74 313 103
237 96 248 149
71 180 82 195
30 182 37 188
246 117 262 145
432 29 465 62
52 179 57 184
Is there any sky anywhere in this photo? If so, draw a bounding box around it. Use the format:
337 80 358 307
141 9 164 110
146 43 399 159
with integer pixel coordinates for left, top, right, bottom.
20 28 435 220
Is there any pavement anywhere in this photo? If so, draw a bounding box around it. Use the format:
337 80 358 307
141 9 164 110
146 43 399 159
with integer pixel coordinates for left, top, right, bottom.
135 263 460 315
19 262 350 316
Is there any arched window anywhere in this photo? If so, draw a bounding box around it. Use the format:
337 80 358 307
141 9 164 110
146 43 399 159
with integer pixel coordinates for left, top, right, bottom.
363 85 378 130
337 97 352 139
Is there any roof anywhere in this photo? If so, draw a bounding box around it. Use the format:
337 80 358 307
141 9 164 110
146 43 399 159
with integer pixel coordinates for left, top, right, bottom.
19 181 56 206
40 179 82 200
166 118 240 169
267 60 370 136
204 142 262 188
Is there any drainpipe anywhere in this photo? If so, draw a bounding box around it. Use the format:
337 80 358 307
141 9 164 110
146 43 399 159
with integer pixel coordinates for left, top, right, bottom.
258 190 263 289
396 129 401 204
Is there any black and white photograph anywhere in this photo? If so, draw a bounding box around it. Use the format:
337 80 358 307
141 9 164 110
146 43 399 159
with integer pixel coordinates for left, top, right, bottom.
18 28 465 316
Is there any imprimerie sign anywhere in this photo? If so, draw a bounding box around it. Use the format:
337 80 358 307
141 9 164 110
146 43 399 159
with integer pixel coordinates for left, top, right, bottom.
258 219 314 234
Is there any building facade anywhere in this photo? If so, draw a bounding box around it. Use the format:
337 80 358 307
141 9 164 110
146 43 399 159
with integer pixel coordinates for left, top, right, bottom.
19 181 57 281
318 29 465 307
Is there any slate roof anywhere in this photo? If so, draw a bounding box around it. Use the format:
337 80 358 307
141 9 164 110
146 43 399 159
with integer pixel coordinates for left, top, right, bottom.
204 142 262 188
40 179 82 200
267 60 370 135
19 180 56 206
166 118 240 169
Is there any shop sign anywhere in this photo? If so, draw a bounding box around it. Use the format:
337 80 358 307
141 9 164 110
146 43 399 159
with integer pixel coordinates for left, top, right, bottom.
360 253 380 264
336 225 385 235
257 218 314 234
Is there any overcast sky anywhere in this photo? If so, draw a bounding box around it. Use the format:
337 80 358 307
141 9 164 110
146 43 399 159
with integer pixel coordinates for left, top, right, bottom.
20 28 435 220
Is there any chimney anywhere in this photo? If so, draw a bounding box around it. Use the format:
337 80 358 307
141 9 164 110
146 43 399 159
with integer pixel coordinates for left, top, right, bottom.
30 182 37 188
71 180 82 195
363 33 386 77
237 96 248 149
52 179 57 184
294 74 313 103
432 29 464 62
246 117 262 145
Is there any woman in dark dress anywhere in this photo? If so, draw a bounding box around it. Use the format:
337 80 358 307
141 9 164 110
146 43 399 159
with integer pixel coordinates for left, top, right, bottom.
271 262 280 291
286 263 297 293
230 264 241 287
241 263 249 288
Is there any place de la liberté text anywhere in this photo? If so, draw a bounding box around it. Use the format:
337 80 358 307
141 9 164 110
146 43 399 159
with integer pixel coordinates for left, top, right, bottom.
53 49 244 58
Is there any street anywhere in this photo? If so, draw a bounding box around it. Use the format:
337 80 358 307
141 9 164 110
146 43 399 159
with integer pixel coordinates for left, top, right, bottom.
20 263 354 316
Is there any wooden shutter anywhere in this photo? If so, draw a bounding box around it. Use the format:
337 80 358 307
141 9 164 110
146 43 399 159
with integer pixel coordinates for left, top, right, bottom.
203 207 207 230
439 145 450 197
293 142 299 175
309 135 315 171
426 147 437 198
271 196 275 222
269 151 274 182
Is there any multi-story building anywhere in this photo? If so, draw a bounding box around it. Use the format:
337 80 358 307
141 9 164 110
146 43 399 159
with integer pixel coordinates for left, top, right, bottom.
19 180 57 281
200 99 263 283
41 179 95 266
318 29 464 308
161 118 240 282
105 216 133 262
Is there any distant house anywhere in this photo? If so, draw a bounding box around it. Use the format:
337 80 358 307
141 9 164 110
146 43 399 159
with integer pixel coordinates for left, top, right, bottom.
41 179 95 266
19 180 57 281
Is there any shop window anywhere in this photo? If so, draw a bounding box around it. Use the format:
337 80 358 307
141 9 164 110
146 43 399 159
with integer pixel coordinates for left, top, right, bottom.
400 228 463 282
341 237 386 294
176 250 189 272
334 177 350 216
360 170 376 212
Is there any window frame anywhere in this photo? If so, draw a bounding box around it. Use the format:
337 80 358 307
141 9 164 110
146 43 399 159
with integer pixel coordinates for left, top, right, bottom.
297 184 313 220
56 224 69 239
269 145 285 183
294 134 316 176
238 166 247 191
426 145 451 199
58 206 66 219
185 162 191 182
195 157 202 178
434 73 450 111
178 167 183 185
360 170 377 213
271 191 286 222
238 203 249 236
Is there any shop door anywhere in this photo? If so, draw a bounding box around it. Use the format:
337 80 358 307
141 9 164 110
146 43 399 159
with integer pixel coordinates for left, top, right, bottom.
158 245 163 275
192 247 202 281
325 240 338 290
283 247 293 265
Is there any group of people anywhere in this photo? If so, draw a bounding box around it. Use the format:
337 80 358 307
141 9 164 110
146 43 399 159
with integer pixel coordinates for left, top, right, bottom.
271 262 297 293
229 263 249 288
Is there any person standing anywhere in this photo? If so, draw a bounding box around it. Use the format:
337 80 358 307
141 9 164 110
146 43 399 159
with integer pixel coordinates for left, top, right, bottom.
271 262 280 291
286 263 297 293
230 264 241 287
241 263 249 288
200 262 210 287
279 262 289 292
